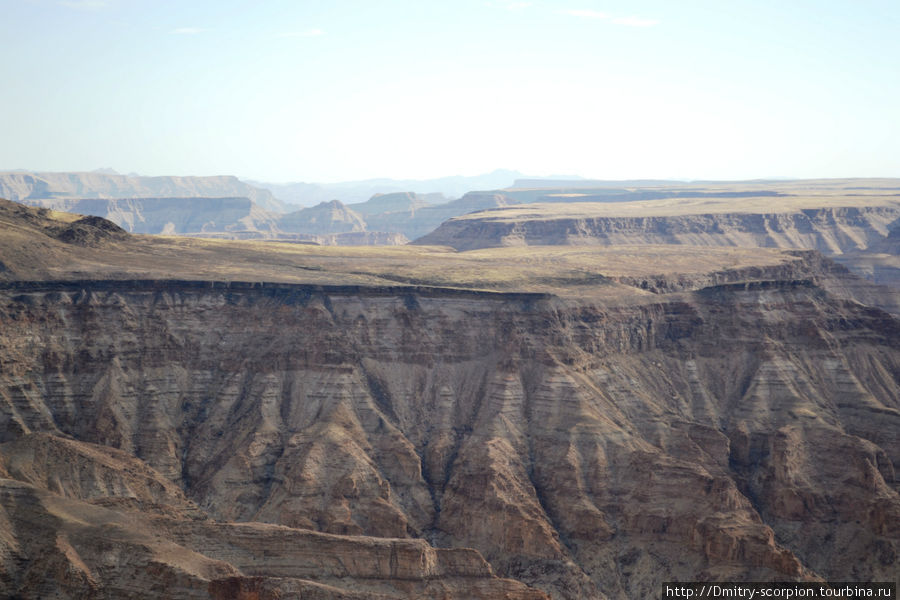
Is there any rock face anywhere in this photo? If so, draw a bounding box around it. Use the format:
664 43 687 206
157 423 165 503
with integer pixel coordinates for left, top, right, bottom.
1 275 898 598
324 192 521 241
15 196 412 245
348 192 434 216
836 225 900 289
414 205 900 253
278 200 368 235
22 196 281 235
0 171 284 213
0 477 545 599
389 192 519 240
275 193 519 241
874 224 900 254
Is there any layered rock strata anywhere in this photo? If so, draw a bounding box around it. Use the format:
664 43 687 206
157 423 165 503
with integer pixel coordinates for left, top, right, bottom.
1 274 898 598
414 205 900 253
0 172 284 212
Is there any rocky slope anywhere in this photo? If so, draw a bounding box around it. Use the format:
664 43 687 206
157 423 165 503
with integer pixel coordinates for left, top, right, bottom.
414 204 900 253
17 196 411 245
278 200 368 234
0 475 544 599
874 224 900 254
20 196 281 235
1 273 898 598
839 223 900 288
0 171 285 213
347 192 436 216
376 192 520 240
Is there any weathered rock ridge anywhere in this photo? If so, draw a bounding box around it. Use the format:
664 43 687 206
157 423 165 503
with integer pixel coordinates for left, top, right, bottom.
414 205 900 254
1 275 898 598
22 196 281 235
0 171 284 213
12 196 413 245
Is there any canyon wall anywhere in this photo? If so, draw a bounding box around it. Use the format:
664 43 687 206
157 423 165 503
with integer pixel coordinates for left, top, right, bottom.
1 273 898 598
0 172 284 213
414 206 900 254
21 196 280 235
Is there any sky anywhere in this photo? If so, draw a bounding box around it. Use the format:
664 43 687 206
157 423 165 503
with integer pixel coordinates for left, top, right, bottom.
2 0 899 182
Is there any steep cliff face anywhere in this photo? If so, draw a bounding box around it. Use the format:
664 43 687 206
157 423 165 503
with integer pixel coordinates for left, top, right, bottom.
353 192 520 240
348 192 434 216
278 200 368 235
0 476 545 600
414 205 900 254
5 195 411 246
1 277 898 598
0 172 284 213
22 196 280 235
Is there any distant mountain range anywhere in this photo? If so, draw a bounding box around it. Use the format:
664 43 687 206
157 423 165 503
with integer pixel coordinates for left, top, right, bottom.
248 169 585 207
0 169 587 213
0 170 529 242
12 191 520 244
246 169 525 207
14 171 895 251
0 169 585 243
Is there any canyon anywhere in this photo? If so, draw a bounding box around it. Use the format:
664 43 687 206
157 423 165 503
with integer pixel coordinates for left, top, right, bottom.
0 171 285 214
414 193 900 289
414 198 900 254
0 196 898 598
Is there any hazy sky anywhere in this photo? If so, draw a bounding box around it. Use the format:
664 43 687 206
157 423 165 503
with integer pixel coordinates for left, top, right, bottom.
2 0 899 182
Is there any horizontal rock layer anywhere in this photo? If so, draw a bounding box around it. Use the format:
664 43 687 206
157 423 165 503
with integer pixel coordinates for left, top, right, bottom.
0 275 898 598
0 172 283 212
414 206 900 253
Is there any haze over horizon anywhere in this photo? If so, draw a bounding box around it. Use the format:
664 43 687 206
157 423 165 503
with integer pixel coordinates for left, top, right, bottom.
3 0 899 183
